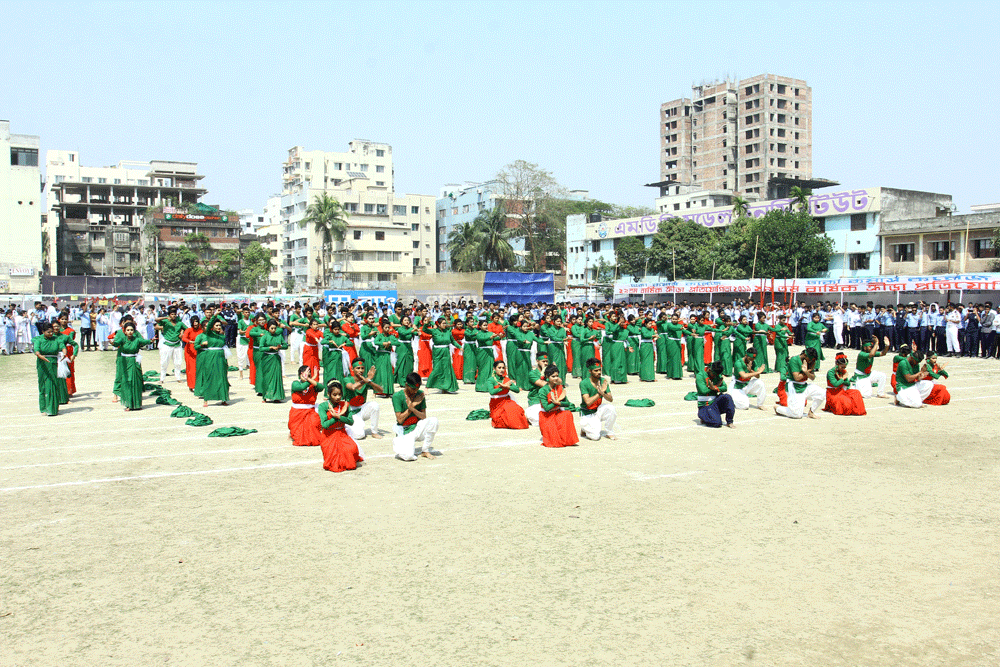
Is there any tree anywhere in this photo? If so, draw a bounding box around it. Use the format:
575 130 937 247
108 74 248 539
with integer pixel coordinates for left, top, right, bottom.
732 196 750 220
474 205 517 271
210 249 240 290
594 257 616 300
496 160 566 272
648 217 719 280
614 236 649 281
239 241 273 292
159 247 204 290
716 209 833 279
299 193 349 287
788 186 812 214
446 222 484 272
610 204 656 219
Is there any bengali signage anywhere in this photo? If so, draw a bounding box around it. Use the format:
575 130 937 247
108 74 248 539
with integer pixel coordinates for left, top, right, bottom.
614 273 1000 297
586 188 881 240
324 289 397 306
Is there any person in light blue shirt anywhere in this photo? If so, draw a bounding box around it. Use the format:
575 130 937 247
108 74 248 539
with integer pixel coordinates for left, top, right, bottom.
79 307 93 351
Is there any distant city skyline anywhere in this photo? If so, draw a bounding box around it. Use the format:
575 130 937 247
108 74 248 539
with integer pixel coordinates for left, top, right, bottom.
4 0 997 213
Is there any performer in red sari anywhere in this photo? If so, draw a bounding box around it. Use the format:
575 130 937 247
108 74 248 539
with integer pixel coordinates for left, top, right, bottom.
319 380 364 472
487 359 530 429
57 313 77 396
488 314 507 362
417 310 433 377
340 313 360 364
288 365 323 447
922 353 951 405
823 353 867 416
451 320 466 380
302 318 323 377
180 315 202 391
539 364 579 448
245 315 259 386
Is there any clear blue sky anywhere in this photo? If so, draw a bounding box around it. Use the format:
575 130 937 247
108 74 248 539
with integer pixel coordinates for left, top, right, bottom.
4 0 997 212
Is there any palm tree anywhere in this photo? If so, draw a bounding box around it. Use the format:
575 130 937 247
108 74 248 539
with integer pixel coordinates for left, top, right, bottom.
299 193 349 287
789 186 812 214
732 196 751 220
446 222 481 272
473 205 517 271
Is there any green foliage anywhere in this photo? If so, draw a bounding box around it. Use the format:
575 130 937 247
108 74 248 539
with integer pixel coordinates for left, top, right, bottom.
594 257 615 300
185 233 213 261
648 217 718 280
614 236 649 282
284 276 296 293
610 204 656 219
788 186 812 214
160 246 205 290
732 196 750 220
717 209 833 279
446 206 517 272
299 193 349 286
239 242 273 291
496 160 565 273
210 249 240 290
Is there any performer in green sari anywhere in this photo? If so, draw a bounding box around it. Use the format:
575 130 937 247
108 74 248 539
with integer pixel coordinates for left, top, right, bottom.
257 320 288 402
638 318 658 382
373 318 398 397
511 320 541 391
114 321 152 411
475 319 499 393
752 317 773 373
714 315 735 377
655 312 670 374
804 312 828 371
733 315 753 362
577 315 599 372
602 312 629 384
358 313 379 370
33 322 77 416
196 319 231 407
321 321 350 385
462 317 479 385
394 315 417 385
546 315 568 382
422 317 460 393
569 315 585 378
625 316 641 375
771 315 793 379
659 313 685 380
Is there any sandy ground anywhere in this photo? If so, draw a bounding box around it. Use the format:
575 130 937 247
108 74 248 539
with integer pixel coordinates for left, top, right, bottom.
1 345 998 667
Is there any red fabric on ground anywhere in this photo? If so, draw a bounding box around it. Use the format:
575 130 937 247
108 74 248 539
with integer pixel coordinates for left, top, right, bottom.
924 384 950 405
539 408 579 448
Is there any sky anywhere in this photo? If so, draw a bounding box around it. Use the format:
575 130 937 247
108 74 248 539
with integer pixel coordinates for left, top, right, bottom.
4 0 998 213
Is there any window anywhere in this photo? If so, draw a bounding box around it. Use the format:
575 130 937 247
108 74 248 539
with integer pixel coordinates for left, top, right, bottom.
849 253 870 271
462 205 470 213
451 208 458 215
393 205 406 215
364 204 375 213
114 178 121 184
850 213 866 231
893 243 915 262
9 147 38 167
353 230 362 240
375 231 385 241
376 149 385 157
591 240 601 252
673 203 680 211
334 162 343 170
413 241 419 248
438 209 446 218
777 158 786 167
777 128 785 137
777 114 786 123
376 165 385 173
932 240 955 261
344 203 358 212
411 206 419 214
82 177 93 183
376 204 387 215
411 223 419 231
973 238 996 259
360 164 369 171
352 251 364 262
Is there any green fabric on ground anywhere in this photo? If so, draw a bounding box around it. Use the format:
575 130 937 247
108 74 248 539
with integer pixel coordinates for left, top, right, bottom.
156 395 180 406
465 409 491 421
624 399 656 408
227 365 238 371
185 412 214 427
170 405 194 418
142 371 160 379
143 383 160 392
684 391 698 401
208 427 257 437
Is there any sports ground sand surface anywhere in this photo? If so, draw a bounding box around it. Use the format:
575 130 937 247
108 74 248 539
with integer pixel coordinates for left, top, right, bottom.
2 347 999 667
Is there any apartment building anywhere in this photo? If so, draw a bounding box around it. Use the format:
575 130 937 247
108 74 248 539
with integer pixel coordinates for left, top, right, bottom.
435 180 506 272
660 74 817 201
0 121 42 293
279 141 436 292
45 151 207 277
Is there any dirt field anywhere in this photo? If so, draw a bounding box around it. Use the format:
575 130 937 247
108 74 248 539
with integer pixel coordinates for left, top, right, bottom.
2 347 998 666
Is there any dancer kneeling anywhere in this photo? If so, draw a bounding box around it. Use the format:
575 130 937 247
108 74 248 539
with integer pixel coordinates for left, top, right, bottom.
579 358 617 440
855 338 888 399
921 352 951 405
524 352 549 427
696 361 735 428
539 364 579 447
392 372 439 461
288 365 323 446
824 352 867 416
895 349 935 408
318 380 364 472
487 359 529 429
775 347 825 419
732 347 766 410
343 357 383 440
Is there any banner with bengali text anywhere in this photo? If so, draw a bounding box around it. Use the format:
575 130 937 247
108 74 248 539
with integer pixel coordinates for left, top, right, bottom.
614 274 1000 297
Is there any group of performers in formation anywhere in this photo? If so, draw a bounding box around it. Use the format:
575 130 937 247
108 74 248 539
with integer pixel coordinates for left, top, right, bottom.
21 297 959 471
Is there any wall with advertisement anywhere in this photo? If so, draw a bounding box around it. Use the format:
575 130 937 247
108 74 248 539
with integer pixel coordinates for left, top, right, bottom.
324 289 397 307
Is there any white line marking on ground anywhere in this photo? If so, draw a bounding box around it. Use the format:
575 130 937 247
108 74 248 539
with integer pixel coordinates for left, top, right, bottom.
626 470 706 481
0 446 290 470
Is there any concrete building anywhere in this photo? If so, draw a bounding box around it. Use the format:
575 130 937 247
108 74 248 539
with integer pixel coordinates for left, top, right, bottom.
660 74 825 201
0 121 42 294
435 180 505 272
44 151 207 277
279 141 436 292
567 187 955 288
879 211 999 276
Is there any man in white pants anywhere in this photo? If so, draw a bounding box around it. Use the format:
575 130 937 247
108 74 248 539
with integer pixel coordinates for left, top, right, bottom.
775 348 825 419
579 358 617 440
731 348 766 410
524 352 549 426
154 307 186 384
236 306 252 379
945 305 962 356
287 304 307 365
895 350 934 408
343 357 383 440
854 338 888 399
392 372 438 460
